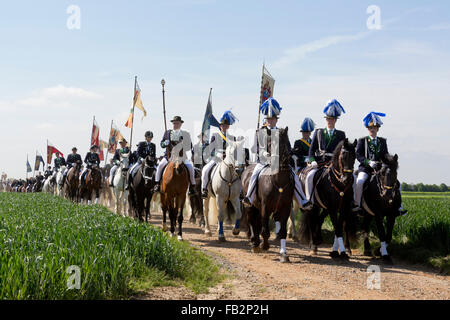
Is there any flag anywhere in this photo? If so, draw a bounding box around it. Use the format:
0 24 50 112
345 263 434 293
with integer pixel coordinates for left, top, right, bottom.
26 158 32 173
108 123 125 153
91 119 104 161
125 79 147 128
47 141 64 164
259 65 275 105
201 89 219 141
34 151 45 171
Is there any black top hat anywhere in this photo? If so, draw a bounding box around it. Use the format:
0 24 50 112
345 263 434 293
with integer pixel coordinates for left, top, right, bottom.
170 116 184 123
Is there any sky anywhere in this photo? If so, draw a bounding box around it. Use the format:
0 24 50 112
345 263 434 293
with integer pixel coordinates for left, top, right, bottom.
0 0 449 184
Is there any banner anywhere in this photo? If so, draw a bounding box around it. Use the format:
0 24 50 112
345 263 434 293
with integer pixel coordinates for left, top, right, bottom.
108 123 124 154
47 141 64 164
91 119 104 161
201 89 219 142
259 66 275 106
34 151 45 171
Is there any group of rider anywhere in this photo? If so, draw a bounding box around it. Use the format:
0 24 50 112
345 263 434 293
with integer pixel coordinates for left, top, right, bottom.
48 97 406 215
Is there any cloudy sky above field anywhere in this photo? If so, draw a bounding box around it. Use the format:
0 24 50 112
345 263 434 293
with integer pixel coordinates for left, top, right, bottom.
0 0 449 184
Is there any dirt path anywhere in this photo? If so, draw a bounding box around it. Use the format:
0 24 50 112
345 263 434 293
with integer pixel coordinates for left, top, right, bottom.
141 210 449 300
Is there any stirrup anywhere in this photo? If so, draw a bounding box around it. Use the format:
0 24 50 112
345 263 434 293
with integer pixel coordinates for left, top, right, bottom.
153 183 160 193
188 185 196 196
201 189 208 199
242 197 252 207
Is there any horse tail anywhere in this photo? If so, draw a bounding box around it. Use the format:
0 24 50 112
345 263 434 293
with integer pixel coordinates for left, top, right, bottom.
298 207 324 246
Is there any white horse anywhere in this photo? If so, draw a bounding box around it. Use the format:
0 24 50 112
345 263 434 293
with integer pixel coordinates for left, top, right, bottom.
111 153 130 216
42 174 56 194
56 166 66 197
203 140 244 241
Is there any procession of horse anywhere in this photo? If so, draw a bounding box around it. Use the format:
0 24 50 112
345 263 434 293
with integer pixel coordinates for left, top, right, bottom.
1 90 408 267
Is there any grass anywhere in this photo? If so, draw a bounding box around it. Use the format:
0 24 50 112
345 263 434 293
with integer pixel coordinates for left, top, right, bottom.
0 193 223 299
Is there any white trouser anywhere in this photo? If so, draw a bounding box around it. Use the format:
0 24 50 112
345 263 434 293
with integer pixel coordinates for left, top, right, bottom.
293 169 309 206
80 167 87 181
245 163 267 203
155 158 196 185
109 165 118 183
201 160 217 190
353 171 369 207
305 168 319 202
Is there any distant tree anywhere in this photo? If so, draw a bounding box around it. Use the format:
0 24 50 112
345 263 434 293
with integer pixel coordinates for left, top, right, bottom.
416 183 425 192
401 182 409 191
440 183 448 192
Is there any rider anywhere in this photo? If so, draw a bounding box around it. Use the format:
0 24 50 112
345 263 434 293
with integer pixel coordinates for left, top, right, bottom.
201 110 238 199
192 132 209 169
63 147 82 182
242 98 312 210
292 117 315 173
80 145 101 188
353 112 407 215
126 131 156 190
44 166 53 180
109 139 130 187
304 99 347 202
53 153 66 172
153 116 197 196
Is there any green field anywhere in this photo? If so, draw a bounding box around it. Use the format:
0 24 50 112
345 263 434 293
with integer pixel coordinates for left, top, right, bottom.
0 193 222 299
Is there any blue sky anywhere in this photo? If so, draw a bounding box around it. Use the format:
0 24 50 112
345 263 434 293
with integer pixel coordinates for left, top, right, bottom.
1 0 449 184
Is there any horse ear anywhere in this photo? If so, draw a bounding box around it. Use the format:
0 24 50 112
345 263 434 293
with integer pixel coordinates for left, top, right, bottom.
353 139 357 147
394 154 398 162
284 126 288 133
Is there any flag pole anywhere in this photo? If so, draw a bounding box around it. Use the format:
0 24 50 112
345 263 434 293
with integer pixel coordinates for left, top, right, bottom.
26 154 28 180
161 79 167 132
257 62 265 130
33 150 36 177
104 119 113 166
46 139 48 166
129 76 137 149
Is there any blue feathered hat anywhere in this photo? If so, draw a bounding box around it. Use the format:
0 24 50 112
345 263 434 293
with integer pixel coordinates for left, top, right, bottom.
260 97 282 118
363 111 386 127
300 117 315 132
220 110 238 125
323 99 345 118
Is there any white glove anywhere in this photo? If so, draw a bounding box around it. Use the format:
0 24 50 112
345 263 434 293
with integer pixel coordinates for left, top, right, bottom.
369 161 377 168
164 139 170 147
311 161 318 168
262 151 270 158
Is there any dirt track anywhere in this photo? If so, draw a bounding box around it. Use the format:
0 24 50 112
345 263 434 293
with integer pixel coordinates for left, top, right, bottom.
140 209 449 300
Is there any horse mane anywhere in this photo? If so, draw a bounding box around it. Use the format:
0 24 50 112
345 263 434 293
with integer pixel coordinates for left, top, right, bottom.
331 140 346 165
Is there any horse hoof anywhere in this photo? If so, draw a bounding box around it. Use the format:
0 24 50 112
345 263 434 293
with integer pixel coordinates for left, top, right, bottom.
339 252 350 261
309 247 319 255
261 243 270 251
280 254 290 263
252 247 261 254
232 228 240 236
189 217 196 224
218 235 226 242
177 235 183 241
329 251 340 259
205 230 212 237
382 255 394 265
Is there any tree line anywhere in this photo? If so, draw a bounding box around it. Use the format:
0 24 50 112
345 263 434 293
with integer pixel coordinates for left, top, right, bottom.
401 183 448 192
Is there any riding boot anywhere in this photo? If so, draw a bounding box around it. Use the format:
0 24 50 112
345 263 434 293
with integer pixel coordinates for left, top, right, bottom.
153 182 160 193
201 188 208 199
242 197 252 208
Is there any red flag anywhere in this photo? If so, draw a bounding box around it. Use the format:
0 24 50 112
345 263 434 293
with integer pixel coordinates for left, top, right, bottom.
91 119 104 161
47 141 64 164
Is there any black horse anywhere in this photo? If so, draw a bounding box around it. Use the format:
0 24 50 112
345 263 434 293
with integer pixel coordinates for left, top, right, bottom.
128 155 156 222
241 127 294 263
188 166 205 227
298 138 358 260
361 154 401 264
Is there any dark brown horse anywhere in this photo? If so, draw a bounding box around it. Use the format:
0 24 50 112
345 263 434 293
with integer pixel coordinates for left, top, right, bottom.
298 139 358 260
188 166 205 227
80 164 102 204
361 154 401 264
241 127 294 263
160 158 189 240
128 155 156 222
65 164 81 202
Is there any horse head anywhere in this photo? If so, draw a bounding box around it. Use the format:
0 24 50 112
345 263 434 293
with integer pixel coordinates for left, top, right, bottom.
333 138 357 185
379 154 399 203
142 155 156 187
278 127 291 169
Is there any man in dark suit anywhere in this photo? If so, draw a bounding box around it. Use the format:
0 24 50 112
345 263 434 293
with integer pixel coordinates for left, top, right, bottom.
126 131 156 190
292 117 315 173
304 99 347 202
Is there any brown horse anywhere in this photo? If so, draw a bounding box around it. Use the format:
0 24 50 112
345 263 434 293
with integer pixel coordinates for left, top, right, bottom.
80 164 102 204
65 164 81 202
241 127 294 263
160 158 189 240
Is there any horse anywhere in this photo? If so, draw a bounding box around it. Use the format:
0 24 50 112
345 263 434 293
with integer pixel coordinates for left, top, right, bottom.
187 166 205 227
65 163 81 202
32 178 43 192
101 166 114 208
42 176 54 194
202 140 244 241
55 166 66 197
128 155 156 222
360 154 401 264
111 152 130 216
80 164 102 204
298 138 358 260
241 127 294 263
160 154 190 240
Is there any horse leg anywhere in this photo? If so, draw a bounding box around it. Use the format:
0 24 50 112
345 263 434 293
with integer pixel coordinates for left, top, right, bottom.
362 214 373 256
176 196 184 241
248 206 261 253
278 210 290 263
328 210 346 259
145 192 151 222
202 197 212 236
260 203 270 251
216 197 226 242
169 205 177 238
231 197 242 236
375 214 393 264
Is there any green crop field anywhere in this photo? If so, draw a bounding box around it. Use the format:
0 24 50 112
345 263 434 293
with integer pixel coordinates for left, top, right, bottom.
0 193 222 300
